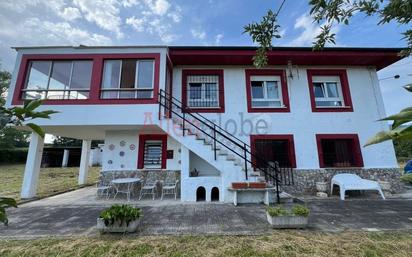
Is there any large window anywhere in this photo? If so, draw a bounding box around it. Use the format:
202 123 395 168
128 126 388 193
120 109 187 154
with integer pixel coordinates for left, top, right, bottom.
187 75 219 108
307 69 353 112
250 76 283 108
101 59 154 99
22 60 92 100
245 69 290 112
316 134 363 168
182 69 225 113
251 135 296 168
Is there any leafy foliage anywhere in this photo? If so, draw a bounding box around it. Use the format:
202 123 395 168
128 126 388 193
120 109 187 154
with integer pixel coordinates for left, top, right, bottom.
266 204 310 217
400 173 412 184
365 86 412 146
0 197 17 226
246 0 412 67
99 204 142 227
243 9 282 68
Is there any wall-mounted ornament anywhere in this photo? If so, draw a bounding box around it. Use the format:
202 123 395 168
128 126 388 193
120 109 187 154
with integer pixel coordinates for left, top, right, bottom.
120 164 125 168
108 160 113 164
108 144 115 151
129 144 136 151
167 150 174 159
119 151 125 157
120 140 126 147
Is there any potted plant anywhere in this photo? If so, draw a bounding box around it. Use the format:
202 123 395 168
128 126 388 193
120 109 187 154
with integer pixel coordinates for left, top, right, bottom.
266 204 310 229
315 179 328 193
97 204 142 233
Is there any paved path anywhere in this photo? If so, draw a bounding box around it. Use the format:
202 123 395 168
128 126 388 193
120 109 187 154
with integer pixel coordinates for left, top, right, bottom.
1 187 412 239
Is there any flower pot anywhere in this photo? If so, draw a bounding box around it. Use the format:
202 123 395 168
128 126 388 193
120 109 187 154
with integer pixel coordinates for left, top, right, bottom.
248 182 266 188
315 182 328 193
232 182 248 189
96 218 140 233
266 212 308 229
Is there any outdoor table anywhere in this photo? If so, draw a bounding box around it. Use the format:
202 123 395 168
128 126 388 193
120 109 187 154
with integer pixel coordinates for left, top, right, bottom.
112 178 141 202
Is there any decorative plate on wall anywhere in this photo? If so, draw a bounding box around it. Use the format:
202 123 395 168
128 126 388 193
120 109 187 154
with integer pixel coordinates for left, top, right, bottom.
119 151 125 157
108 160 113 164
129 144 136 150
108 144 115 151
120 140 126 147
120 164 125 168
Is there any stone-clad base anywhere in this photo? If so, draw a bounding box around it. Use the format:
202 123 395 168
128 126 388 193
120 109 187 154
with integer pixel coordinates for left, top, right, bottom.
282 168 403 196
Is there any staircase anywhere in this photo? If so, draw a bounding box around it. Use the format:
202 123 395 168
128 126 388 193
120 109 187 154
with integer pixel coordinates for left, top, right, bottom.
157 89 294 203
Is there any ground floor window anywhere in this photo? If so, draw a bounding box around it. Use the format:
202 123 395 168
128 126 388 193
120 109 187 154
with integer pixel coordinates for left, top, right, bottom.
250 135 296 168
138 134 167 169
316 134 363 168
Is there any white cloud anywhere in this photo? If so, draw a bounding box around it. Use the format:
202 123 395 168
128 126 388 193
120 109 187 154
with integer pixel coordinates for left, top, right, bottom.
73 0 123 39
148 0 170 16
191 29 206 40
215 34 223 45
125 16 145 32
290 13 340 46
59 7 82 21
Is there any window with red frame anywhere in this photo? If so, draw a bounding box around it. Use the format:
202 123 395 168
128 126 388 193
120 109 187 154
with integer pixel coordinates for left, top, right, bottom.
251 135 296 168
22 60 92 100
307 69 353 112
138 135 167 169
182 70 224 112
245 70 289 112
316 134 363 168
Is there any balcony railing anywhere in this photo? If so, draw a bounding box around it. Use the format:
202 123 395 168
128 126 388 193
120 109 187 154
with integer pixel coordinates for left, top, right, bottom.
21 89 89 100
100 88 153 99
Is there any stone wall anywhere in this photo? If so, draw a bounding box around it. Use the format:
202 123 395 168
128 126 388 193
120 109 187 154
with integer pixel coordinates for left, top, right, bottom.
282 168 403 196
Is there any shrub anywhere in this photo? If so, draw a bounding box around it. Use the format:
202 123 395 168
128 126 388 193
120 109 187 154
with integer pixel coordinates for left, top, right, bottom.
0 148 28 163
400 173 412 184
266 204 310 217
99 204 142 226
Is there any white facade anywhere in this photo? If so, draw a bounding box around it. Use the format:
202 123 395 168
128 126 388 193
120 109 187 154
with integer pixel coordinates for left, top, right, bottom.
7 46 400 202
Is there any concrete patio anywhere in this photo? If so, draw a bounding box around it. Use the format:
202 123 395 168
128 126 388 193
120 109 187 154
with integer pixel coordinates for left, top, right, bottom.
1 187 412 239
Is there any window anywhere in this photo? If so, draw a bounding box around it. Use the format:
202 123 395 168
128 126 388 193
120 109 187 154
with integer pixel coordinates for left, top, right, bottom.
138 134 167 169
245 69 290 112
101 59 154 99
182 69 225 113
307 69 353 112
143 140 163 169
187 75 219 108
316 134 363 168
250 76 283 108
22 60 92 100
250 135 296 168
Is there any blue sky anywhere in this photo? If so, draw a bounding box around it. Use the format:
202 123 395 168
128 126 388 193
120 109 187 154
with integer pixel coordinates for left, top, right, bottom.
0 0 410 116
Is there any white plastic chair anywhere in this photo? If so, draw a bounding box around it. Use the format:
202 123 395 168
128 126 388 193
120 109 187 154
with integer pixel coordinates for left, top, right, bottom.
161 171 179 200
96 172 114 199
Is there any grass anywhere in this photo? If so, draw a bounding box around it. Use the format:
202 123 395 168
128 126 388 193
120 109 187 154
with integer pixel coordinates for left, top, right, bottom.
0 164 100 202
0 232 411 257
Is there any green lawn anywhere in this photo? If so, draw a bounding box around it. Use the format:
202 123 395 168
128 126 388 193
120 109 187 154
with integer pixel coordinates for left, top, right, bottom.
0 232 411 257
0 164 100 202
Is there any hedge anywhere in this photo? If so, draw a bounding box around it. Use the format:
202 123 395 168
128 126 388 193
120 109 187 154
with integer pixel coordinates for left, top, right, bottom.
0 148 28 164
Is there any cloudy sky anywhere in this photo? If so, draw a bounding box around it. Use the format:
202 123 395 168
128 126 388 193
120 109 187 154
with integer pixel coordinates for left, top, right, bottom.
0 0 410 116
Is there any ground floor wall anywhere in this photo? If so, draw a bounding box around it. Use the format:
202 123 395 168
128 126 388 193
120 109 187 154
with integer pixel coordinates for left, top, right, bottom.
283 168 403 195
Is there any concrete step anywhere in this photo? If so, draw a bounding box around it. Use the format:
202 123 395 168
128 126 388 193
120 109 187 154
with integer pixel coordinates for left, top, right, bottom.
226 154 236 161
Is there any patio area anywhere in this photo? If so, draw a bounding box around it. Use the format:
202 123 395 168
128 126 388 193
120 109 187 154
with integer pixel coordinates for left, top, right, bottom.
1 186 412 239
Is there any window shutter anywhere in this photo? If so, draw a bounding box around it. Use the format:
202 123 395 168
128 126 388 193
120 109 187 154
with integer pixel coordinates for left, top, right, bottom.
144 140 162 168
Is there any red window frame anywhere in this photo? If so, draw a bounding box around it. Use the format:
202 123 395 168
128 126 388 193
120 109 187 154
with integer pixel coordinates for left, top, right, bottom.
12 53 160 105
250 134 296 168
315 134 364 168
306 69 353 112
137 134 167 169
181 69 225 113
245 69 290 113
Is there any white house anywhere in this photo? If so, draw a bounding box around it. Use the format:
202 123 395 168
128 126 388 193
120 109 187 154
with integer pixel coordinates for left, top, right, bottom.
6 45 404 203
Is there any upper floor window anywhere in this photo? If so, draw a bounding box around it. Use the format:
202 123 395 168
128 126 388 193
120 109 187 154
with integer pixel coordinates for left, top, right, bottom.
245 69 290 113
182 69 225 113
101 59 154 99
307 69 353 112
316 134 363 168
23 60 92 100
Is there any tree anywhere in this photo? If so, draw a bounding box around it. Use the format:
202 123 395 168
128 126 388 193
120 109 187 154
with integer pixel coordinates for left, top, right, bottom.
52 136 82 147
244 0 412 68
